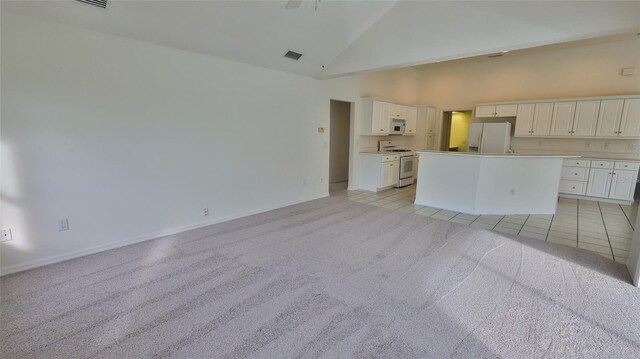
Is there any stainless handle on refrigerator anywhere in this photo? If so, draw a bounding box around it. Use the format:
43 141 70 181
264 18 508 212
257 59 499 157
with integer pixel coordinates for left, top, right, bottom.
479 132 485 153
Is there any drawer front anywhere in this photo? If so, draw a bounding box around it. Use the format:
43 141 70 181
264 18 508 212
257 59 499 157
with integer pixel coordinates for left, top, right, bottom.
563 159 590 168
382 155 399 162
591 160 614 169
561 167 589 181
614 161 640 171
559 180 587 195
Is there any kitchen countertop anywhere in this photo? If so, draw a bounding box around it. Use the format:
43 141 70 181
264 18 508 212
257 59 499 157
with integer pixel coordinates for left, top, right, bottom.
416 150 578 158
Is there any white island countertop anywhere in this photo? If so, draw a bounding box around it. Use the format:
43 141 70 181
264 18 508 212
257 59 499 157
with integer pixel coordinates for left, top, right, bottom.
415 150 579 158
415 151 577 215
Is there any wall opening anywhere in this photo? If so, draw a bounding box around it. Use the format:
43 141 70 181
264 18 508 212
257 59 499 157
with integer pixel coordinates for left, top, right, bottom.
329 100 352 191
441 110 473 152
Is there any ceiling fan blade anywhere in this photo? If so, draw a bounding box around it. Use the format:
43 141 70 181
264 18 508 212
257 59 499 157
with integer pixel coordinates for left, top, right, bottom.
285 0 303 9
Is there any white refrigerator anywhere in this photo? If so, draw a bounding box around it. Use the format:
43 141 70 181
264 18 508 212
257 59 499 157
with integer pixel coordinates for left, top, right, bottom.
468 122 511 153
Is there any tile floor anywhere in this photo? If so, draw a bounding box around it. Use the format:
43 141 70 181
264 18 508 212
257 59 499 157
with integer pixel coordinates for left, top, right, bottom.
329 182 637 264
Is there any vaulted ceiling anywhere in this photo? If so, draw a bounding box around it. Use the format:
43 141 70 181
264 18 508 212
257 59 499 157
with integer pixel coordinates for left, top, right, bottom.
3 0 640 79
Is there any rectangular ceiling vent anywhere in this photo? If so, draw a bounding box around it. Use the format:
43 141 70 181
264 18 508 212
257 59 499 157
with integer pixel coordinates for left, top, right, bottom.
284 51 303 61
487 54 503 58
76 0 108 9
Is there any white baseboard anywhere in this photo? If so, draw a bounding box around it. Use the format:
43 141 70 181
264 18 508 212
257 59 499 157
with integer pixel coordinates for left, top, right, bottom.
0 193 329 276
558 193 633 205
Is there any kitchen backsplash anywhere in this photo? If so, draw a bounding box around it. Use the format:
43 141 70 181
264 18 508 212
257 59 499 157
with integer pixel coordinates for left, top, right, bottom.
358 134 429 152
512 138 640 160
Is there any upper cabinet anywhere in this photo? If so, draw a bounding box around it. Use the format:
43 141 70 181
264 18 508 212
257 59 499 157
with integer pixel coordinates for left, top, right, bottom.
403 106 418 135
514 103 552 136
596 99 625 137
619 99 640 138
361 97 420 136
572 101 600 137
475 104 518 118
550 102 576 136
506 95 640 139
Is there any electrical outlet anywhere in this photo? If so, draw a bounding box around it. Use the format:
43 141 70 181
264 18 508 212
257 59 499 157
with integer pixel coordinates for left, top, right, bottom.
510 189 515 196
58 218 69 232
203 207 209 216
585 142 591 149
302 179 307 186
629 143 638 151
1 228 12 242
604 142 610 149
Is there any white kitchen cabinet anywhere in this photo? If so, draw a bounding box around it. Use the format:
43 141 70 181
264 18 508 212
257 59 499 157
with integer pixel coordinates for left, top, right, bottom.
515 103 553 136
609 170 637 201
362 98 421 136
475 105 497 118
361 98 390 135
426 106 437 134
359 153 400 191
514 104 534 136
381 161 399 187
586 168 613 198
619 98 640 138
550 102 577 136
596 99 624 137
404 106 418 135
572 100 600 137
475 104 518 118
532 103 553 136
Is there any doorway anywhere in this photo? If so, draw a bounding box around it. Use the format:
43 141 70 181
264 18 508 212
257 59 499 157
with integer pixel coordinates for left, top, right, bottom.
329 100 352 191
441 110 473 152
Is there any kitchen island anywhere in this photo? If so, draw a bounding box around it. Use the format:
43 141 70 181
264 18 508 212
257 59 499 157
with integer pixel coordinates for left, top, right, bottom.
415 151 577 215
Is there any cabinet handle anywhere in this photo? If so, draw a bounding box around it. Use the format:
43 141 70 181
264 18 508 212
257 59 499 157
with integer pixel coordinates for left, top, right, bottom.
574 173 578 175
572 187 576 189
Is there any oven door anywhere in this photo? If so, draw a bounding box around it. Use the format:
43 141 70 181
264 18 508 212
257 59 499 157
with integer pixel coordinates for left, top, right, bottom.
399 156 415 179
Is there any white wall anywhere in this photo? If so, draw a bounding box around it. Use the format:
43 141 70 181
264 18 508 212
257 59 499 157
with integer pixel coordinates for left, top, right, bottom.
0 13 419 274
418 38 640 159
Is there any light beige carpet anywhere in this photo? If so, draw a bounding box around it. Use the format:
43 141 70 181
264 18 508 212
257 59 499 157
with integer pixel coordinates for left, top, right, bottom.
1 197 639 358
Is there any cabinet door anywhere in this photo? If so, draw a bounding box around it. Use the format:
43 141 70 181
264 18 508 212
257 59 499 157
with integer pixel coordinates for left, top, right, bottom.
391 104 403 119
514 104 534 136
426 107 437 134
404 106 418 135
618 98 640 138
609 170 638 201
596 99 624 137
374 102 394 134
532 103 553 136
496 104 518 117
550 102 576 136
380 161 398 187
475 105 496 118
572 100 600 137
425 134 435 150
371 101 385 134
586 168 612 198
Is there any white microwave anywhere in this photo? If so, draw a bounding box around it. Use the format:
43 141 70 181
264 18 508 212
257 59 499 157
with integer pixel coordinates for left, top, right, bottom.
390 119 405 135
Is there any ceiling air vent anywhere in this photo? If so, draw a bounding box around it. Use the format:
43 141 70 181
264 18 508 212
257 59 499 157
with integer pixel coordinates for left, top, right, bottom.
487 54 503 58
284 51 303 61
76 0 108 9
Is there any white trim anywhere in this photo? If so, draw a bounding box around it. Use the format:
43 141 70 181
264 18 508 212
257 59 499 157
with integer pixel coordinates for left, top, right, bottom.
558 193 632 205
0 193 329 276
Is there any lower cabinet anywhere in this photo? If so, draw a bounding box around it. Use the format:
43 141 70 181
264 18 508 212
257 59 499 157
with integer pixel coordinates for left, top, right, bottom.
560 159 639 202
609 170 637 200
359 154 400 191
586 169 613 198
381 160 399 188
